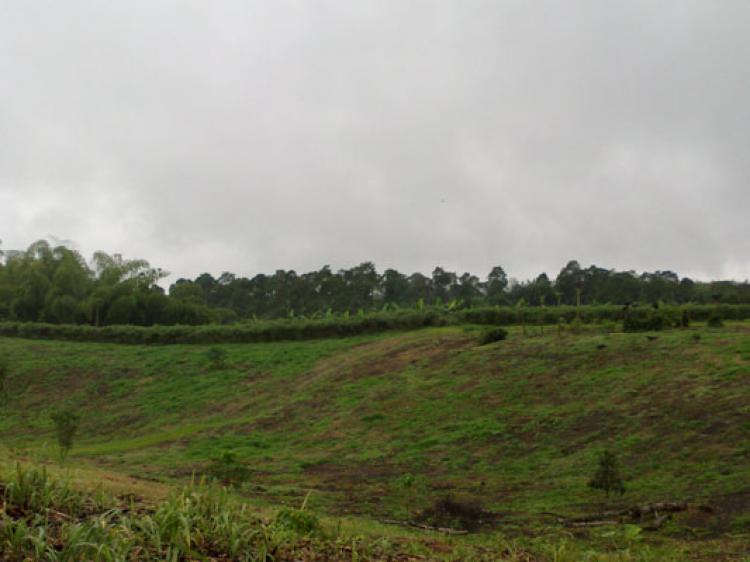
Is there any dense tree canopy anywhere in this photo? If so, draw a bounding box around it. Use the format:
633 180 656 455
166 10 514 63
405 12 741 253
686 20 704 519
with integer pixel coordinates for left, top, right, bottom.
0 240 217 326
1 240 749 326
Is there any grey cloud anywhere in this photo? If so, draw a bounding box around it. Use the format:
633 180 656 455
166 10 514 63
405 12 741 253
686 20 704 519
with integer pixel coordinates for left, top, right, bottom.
1 0 748 283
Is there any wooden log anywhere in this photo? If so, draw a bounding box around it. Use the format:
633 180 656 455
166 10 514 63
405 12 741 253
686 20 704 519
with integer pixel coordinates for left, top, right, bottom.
569 520 621 528
378 519 469 535
641 513 672 531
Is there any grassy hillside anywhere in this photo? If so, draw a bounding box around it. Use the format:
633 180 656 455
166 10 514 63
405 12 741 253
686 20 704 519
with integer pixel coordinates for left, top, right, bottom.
0 322 749 558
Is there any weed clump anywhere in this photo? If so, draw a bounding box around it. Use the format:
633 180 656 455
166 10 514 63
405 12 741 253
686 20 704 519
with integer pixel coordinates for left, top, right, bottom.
274 507 322 536
477 327 508 345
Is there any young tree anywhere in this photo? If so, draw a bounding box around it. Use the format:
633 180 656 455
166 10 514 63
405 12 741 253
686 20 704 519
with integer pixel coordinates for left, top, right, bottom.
588 450 625 498
431 267 457 304
51 409 80 461
394 473 426 520
381 268 410 306
486 266 509 305
0 354 8 403
515 298 527 336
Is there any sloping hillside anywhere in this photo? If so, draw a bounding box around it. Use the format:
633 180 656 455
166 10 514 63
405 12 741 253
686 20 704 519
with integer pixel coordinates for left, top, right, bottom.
1 324 748 535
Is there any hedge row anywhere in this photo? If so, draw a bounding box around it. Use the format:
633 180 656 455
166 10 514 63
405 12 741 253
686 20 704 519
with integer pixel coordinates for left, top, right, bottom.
0 304 746 345
0 310 450 345
457 303 750 325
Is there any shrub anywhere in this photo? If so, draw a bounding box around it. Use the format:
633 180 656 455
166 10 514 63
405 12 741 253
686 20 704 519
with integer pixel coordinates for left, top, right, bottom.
417 495 485 532
50 409 80 461
568 317 584 334
622 308 666 332
477 327 508 345
707 313 724 328
205 346 228 369
206 451 250 487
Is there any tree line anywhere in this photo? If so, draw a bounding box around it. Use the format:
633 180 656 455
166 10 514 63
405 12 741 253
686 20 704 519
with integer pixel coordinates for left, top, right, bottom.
1 239 749 326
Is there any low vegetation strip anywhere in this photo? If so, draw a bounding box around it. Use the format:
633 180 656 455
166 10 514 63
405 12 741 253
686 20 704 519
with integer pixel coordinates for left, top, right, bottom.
0 463 723 561
0 311 448 344
0 304 747 344
0 463 387 562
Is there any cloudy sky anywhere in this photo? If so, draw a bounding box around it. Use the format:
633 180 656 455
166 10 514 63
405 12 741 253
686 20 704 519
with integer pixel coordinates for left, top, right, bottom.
1 1 748 284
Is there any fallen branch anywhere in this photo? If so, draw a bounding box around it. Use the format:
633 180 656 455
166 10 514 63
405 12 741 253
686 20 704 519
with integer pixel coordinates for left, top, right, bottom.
567 519 620 527
555 501 711 530
640 513 672 531
378 519 469 535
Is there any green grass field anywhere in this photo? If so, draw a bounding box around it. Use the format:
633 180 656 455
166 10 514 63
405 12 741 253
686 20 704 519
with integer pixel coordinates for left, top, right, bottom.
0 322 749 560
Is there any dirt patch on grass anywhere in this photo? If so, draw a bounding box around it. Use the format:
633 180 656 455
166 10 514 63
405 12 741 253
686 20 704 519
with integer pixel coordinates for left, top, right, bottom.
298 332 475 386
659 492 750 538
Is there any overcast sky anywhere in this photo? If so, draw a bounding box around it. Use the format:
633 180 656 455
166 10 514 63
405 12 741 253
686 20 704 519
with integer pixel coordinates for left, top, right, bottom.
1 1 748 284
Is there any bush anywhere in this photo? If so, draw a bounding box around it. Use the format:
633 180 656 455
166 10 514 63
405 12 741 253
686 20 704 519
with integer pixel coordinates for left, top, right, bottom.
205 346 228 369
622 308 668 332
707 313 724 328
206 451 251 487
568 317 584 334
477 327 508 345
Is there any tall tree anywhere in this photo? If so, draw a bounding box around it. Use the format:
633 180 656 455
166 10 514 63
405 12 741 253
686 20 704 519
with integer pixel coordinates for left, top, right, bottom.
486 266 509 305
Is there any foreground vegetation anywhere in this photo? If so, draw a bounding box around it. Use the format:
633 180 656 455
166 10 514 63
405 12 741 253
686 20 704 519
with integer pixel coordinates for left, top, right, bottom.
0 320 748 559
0 461 746 561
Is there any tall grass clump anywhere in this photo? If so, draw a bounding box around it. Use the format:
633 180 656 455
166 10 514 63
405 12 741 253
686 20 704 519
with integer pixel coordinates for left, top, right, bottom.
0 466 279 561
